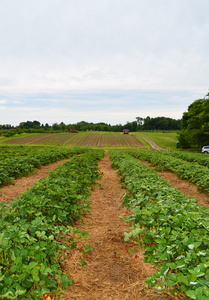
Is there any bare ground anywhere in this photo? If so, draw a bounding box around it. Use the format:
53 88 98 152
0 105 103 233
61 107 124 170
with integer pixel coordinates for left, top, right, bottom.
139 137 165 151
1 153 209 299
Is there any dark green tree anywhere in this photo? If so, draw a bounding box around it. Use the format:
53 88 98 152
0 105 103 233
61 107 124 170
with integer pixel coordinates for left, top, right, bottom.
179 92 209 148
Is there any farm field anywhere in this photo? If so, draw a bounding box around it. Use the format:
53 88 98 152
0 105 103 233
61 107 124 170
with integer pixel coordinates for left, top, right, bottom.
1 145 209 299
110 151 209 299
0 149 104 299
0 148 172 300
4 132 145 148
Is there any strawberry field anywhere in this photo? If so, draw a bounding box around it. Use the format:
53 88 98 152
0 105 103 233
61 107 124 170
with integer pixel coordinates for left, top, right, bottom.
128 150 209 194
0 148 104 299
110 150 209 300
1 144 209 299
0 145 88 188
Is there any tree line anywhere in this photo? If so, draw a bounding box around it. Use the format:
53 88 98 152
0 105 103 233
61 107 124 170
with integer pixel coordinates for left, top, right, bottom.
0 116 181 137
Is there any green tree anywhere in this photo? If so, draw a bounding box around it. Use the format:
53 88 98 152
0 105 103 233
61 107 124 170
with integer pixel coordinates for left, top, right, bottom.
179 92 209 148
52 123 60 131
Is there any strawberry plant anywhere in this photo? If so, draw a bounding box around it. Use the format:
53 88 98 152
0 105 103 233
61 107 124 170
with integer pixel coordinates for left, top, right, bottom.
0 149 104 299
110 151 209 299
128 150 209 194
169 151 209 168
0 146 88 187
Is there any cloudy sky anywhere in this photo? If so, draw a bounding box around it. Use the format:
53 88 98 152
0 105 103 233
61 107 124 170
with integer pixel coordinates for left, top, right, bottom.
0 0 209 126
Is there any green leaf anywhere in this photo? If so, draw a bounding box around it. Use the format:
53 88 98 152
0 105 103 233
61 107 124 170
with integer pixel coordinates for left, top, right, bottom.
15 287 27 297
145 277 156 287
81 260 87 266
61 274 73 287
128 248 135 253
0 288 16 299
28 261 38 270
204 261 209 267
177 275 189 285
14 256 22 266
185 290 196 299
46 279 57 290
203 286 209 297
166 262 177 269
166 279 176 286
71 242 77 249
4 277 13 286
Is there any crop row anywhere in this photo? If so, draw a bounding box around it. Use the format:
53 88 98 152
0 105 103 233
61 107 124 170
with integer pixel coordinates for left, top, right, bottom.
0 145 61 161
128 150 209 194
0 146 88 188
0 149 104 299
168 151 209 168
109 151 209 300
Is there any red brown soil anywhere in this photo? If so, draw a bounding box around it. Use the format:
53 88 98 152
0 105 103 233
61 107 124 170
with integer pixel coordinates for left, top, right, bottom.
1 153 209 299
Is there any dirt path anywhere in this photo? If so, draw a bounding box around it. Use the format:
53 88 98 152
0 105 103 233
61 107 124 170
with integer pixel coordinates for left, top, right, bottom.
139 137 165 150
61 153 171 300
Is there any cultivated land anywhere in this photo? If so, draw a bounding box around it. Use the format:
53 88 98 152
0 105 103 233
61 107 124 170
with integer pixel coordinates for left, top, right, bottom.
0 134 206 299
4 132 145 148
1 149 209 299
3 131 179 150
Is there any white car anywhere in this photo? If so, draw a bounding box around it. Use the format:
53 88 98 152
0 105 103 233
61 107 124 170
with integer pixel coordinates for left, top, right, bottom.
202 146 209 153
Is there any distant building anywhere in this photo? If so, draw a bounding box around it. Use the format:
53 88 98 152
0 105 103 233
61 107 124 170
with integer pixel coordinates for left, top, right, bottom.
123 129 129 134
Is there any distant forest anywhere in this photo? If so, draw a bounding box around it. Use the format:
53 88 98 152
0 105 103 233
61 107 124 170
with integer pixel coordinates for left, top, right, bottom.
0 116 181 137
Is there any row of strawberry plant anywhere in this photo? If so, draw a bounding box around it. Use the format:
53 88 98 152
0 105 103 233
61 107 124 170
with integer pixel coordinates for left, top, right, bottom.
0 146 88 188
109 150 209 300
128 150 209 194
0 149 104 299
168 151 209 168
0 145 60 161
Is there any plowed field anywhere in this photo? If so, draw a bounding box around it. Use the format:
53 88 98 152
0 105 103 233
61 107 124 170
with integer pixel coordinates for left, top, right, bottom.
5 132 143 147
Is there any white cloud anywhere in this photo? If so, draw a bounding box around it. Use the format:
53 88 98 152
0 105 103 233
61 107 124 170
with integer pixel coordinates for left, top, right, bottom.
0 0 209 125
0 99 8 104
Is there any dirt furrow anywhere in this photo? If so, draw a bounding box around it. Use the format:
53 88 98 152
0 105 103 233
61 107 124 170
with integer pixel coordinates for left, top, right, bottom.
61 153 171 300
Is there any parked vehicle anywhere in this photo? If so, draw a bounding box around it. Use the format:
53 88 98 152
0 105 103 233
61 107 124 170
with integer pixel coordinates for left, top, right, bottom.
202 146 209 153
123 129 129 134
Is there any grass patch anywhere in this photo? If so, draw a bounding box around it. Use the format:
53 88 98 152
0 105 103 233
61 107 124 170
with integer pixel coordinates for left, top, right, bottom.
133 131 179 150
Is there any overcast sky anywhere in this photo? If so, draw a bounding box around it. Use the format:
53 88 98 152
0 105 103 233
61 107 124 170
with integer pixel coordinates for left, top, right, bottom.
0 0 209 126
